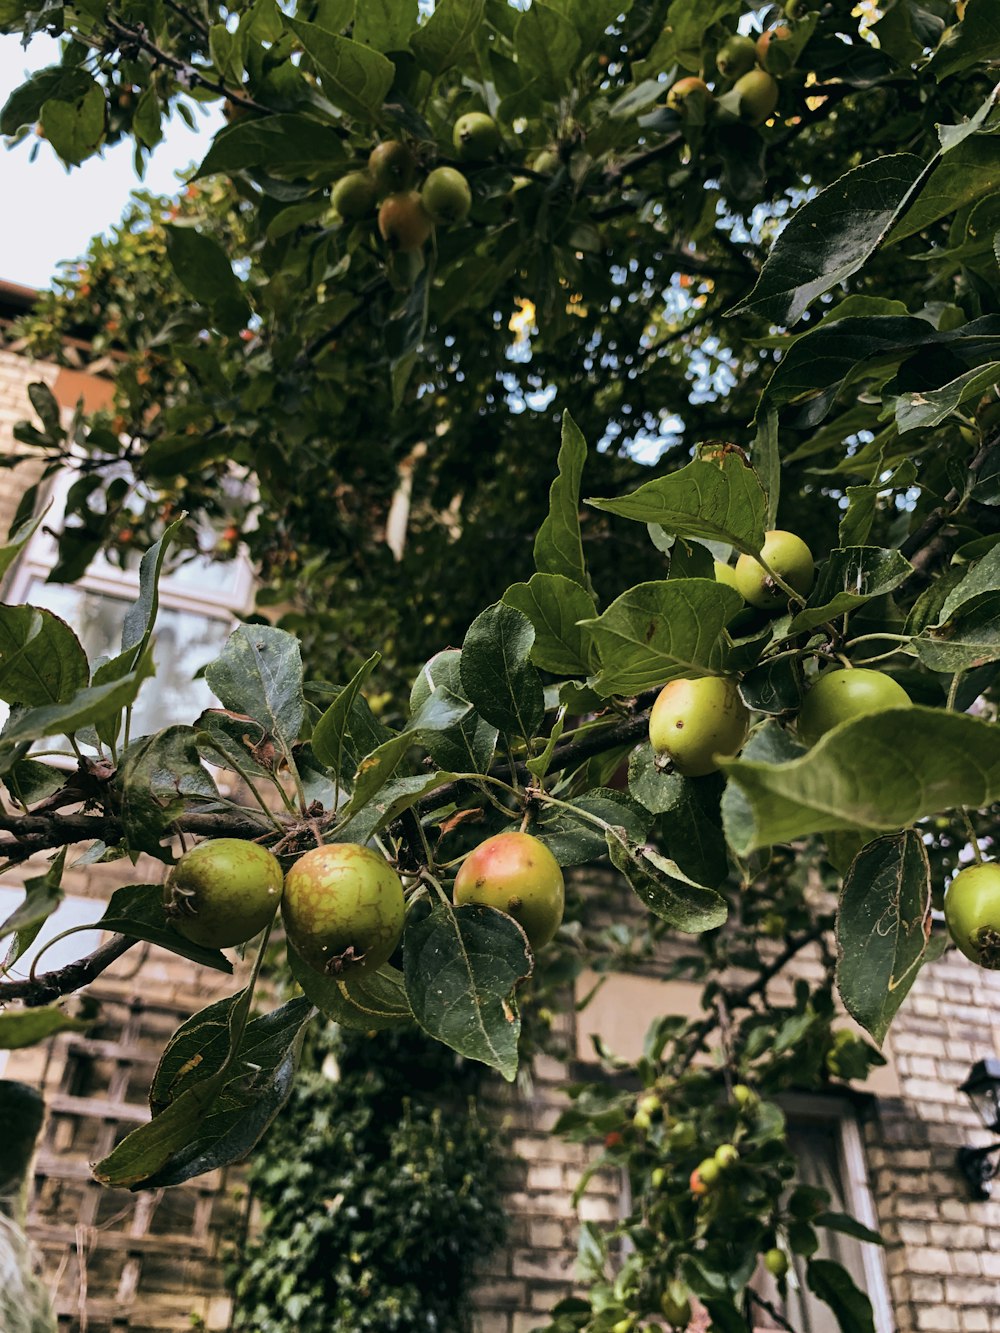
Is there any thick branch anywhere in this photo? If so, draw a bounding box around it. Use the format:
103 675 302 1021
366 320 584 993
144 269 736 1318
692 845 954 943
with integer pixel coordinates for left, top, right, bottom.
0 808 277 866
899 437 995 567
0 934 135 1006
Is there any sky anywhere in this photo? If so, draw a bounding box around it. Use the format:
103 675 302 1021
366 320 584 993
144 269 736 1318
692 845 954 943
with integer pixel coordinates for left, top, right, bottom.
1 35 221 292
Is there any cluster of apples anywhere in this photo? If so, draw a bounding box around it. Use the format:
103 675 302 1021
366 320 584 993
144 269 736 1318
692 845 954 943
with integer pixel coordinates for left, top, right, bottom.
329 113 501 254
163 826 565 973
665 16 806 129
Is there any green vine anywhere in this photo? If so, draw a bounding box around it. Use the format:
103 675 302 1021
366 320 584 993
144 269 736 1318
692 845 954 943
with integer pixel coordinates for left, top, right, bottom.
229 1022 508 1333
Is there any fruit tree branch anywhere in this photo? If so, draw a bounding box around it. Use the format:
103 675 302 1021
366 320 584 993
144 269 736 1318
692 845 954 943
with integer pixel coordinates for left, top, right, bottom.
0 934 136 1006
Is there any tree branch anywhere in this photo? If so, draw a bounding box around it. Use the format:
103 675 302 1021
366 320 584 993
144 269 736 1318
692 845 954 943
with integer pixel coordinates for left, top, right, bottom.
0 934 136 1006
103 15 267 113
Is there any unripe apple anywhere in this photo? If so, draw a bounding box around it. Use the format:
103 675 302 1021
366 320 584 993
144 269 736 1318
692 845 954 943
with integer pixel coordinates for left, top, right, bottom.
453 111 501 160
944 862 1000 969
733 69 780 126
666 76 714 124
714 559 742 593
764 1247 789 1278
637 1093 661 1118
669 1120 696 1149
756 25 795 73
368 139 416 195
378 191 434 253
733 1083 756 1109
660 1281 692 1328
532 149 560 175
454 830 565 949
330 171 378 222
691 1157 720 1194
420 166 472 224
716 34 758 80
734 529 814 610
651 1167 667 1189
714 1142 738 1170
649 676 750 777
634 1109 653 1131
164 838 283 948
282 843 405 975
797 667 911 745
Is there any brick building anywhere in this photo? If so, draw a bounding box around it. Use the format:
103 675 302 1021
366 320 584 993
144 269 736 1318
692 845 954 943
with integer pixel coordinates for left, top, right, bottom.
1 284 1000 1332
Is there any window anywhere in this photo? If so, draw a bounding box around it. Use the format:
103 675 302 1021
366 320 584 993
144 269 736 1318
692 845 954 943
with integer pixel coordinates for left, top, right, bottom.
2 467 255 739
751 1093 894 1333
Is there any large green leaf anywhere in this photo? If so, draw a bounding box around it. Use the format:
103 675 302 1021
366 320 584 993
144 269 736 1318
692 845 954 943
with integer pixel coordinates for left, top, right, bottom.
722 707 1000 853
515 2 581 95
164 225 251 335
503 574 597 675
90 883 234 974
409 648 497 774
731 155 924 326
535 412 591 592
40 79 105 165
928 0 1000 78
0 63 94 134
205 625 305 752
460 602 544 739
353 0 417 52
0 849 65 971
891 134 1000 242
939 542 1000 621
117 726 221 855
587 454 768 557
536 788 650 866
582 579 742 696
403 900 532 1082
196 114 348 178
788 547 913 635
836 831 931 1045
896 362 1000 433
806 1259 875 1333
0 510 45 584
914 592 1000 671
311 651 381 781
606 834 728 933
0 606 88 706
288 946 411 1030
0 672 145 749
629 744 729 889
287 19 395 118
409 0 485 73
0 1003 91 1050
95 995 311 1189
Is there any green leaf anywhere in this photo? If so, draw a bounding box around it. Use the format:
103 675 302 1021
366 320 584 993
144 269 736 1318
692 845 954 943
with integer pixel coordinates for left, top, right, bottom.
460 602 544 740
3 757 63 807
514 2 581 96
0 510 45 584
40 79 105 165
722 706 1000 854
0 64 94 135
196 114 348 178
96 995 311 1189
403 899 532 1081
288 946 411 1030
0 672 145 748
409 649 497 774
606 834 728 933
788 547 913 635
92 883 234 974
914 592 1000 671
334 770 458 844
813 1211 884 1246
503 574 597 675
534 412 591 592
410 0 485 74
891 135 1000 242
754 408 780 532
132 86 162 149
720 722 805 855
836 831 931 1045
581 579 741 697
0 850 65 970
544 0 632 50
0 605 88 706
939 542 1000 620
0 1003 90 1050
806 1259 875 1333
287 18 395 118
587 454 768 557
205 625 305 752
536 788 650 866
122 516 185 657
118 727 221 856
928 0 1000 79
628 744 729 888
164 225 251 335
896 362 1000 433
730 155 924 326
312 651 381 781
353 0 417 52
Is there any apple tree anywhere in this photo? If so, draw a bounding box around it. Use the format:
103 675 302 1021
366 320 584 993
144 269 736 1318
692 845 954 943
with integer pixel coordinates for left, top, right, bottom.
1 0 1000 1327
